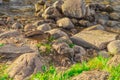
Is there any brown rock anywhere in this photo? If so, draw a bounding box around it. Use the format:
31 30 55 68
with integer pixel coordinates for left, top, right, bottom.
6 53 43 80
71 30 118 49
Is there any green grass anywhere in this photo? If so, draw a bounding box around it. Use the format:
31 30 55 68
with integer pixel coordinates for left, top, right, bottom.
30 55 120 80
0 43 4 47
0 64 12 80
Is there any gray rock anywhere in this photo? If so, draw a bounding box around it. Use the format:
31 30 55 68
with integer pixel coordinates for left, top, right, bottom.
37 23 51 31
107 55 120 67
107 40 120 55
73 45 86 62
46 29 68 39
72 70 109 80
62 0 94 18
83 24 105 31
57 17 74 29
71 30 118 49
98 51 110 58
7 53 43 80
0 44 34 58
54 36 73 44
53 0 63 11
52 42 74 56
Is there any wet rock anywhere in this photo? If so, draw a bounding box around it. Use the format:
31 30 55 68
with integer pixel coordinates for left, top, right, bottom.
37 23 51 31
71 30 118 49
107 55 120 67
57 17 74 29
0 44 34 59
62 0 94 18
46 29 68 39
72 70 109 80
42 6 62 20
73 45 86 62
84 24 105 31
24 24 36 31
12 22 23 29
7 53 43 80
107 40 120 55
109 12 120 20
79 20 92 27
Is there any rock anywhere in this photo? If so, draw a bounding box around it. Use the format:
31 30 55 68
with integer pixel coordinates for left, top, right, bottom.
79 20 92 27
12 22 23 29
54 36 73 44
72 70 109 80
62 0 94 18
46 29 68 39
107 55 120 67
7 53 43 80
0 30 20 39
71 30 118 49
98 51 110 58
110 12 120 20
52 42 74 57
98 19 107 25
113 5 120 12
73 45 86 62
33 19 55 27
42 6 62 20
53 0 63 12
106 21 120 27
24 24 36 31
107 40 120 55
0 44 34 59
105 5 114 13
57 17 74 29
84 24 105 31
37 23 51 31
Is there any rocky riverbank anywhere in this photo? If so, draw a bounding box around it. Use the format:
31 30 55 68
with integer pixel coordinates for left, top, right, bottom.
0 0 120 80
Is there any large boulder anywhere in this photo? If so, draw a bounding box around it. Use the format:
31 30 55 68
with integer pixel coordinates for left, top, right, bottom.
71 30 118 49
107 40 120 55
6 53 44 80
62 0 94 18
72 70 109 80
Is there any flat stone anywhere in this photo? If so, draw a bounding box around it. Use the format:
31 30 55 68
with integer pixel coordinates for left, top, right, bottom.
71 30 118 49
0 44 34 58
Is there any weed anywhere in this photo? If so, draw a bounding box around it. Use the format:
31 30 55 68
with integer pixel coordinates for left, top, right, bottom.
0 43 4 47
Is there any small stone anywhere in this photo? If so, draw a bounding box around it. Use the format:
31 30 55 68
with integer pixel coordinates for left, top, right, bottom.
107 40 120 55
79 20 92 27
46 29 68 39
98 51 110 58
12 22 23 29
37 23 51 31
107 21 120 27
24 24 36 31
57 17 74 29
